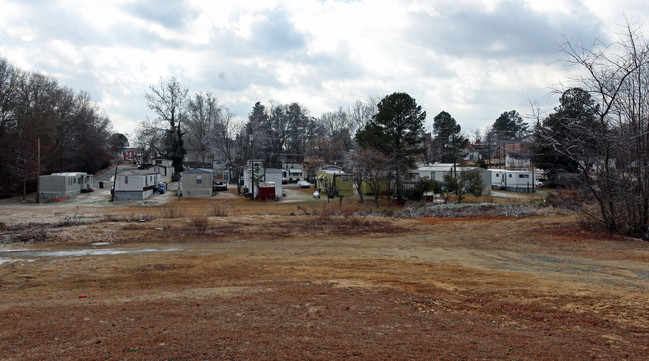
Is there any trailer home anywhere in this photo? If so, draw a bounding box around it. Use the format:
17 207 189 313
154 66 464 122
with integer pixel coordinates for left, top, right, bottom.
113 170 161 201
38 172 93 202
489 169 535 193
416 164 492 195
243 167 283 199
181 168 213 198
316 167 354 197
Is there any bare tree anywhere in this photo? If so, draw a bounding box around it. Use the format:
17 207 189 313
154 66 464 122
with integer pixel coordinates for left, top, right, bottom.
212 107 246 193
185 92 221 164
349 97 378 136
143 76 188 174
442 169 484 203
348 148 391 206
538 20 649 239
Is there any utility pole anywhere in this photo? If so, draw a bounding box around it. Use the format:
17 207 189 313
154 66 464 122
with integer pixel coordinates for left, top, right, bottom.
250 134 254 200
110 166 118 202
450 133 457 179
36 137 40 203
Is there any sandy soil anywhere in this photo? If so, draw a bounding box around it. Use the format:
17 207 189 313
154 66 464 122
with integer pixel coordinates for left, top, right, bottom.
1 187 648 360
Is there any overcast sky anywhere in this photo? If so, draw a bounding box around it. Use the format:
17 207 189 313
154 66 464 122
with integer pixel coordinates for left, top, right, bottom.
1 0 648 139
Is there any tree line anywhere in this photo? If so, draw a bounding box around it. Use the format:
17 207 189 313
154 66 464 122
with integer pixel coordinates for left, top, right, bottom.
136 78 377 186
140 81 526 204
0 57 121 199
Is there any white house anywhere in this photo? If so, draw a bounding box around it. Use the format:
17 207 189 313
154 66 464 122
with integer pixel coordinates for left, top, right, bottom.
114 170 161 201
38 172 93 202
181 168 213 198
489 169 535 192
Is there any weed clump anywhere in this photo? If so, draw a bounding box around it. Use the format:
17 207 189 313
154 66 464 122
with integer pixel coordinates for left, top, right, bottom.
192 215 209 233
208 201 231 217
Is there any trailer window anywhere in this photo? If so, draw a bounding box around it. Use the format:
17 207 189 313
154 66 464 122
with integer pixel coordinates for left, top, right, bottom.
196 176 202 184
519 174 529 179
125 176 128 184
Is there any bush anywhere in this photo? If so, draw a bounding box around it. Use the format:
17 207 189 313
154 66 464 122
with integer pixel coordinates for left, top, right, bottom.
192 215 209 233
403 179 441 202
544 189 582 210
208 201 230 217
160 206 181 219
5 229 51 244
126 213 156 222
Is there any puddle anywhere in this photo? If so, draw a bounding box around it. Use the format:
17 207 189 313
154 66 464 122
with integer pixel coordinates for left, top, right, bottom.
0 247 180 265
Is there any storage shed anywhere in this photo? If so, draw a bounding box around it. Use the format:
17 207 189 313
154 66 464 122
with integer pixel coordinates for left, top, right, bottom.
181 168 213 198
257 182 277 200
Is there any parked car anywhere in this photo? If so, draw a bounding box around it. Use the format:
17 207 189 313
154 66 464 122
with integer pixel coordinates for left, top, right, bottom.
297 180 311 188
212 181 228 191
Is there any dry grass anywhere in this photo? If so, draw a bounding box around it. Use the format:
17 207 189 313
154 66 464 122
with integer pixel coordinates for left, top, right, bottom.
191 215 209 233
159 205 181 219
2 212 649 360
207 201 231 217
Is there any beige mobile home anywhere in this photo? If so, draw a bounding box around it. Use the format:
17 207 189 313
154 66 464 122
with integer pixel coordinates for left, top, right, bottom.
181 169 213 198
38 172 93 202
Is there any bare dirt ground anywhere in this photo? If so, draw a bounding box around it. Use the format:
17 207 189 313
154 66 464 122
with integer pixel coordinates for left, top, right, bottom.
1 186 648 360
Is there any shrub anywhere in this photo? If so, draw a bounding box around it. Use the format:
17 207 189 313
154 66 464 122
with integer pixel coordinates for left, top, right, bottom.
544 189 582 210
160 206 181 219
192 215 209 233
208 201 230 217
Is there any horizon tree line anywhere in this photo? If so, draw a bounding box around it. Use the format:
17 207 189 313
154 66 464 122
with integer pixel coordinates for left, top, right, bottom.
0 57 120 199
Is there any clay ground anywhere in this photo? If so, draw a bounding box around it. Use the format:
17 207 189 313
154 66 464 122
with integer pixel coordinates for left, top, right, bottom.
1 186 649 360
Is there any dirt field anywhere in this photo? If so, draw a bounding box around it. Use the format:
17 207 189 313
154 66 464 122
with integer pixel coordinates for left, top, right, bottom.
1 186 648 360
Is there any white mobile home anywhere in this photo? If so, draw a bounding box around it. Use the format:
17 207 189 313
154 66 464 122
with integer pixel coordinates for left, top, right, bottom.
114 170 161 201
243 167 283 199
38 172 93 202
416 164 492 195
181 168 213 198
489 169 535 192
149 159 175 183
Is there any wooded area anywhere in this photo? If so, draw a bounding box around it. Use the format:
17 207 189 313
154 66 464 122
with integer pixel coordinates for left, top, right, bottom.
0 58 119 198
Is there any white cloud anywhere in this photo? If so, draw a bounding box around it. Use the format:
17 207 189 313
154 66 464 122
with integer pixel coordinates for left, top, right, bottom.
0 0 644 136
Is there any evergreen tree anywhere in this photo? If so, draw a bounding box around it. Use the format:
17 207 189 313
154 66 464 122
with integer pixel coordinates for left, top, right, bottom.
431 111 468 163
356 92 426 201
532 88 599 183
